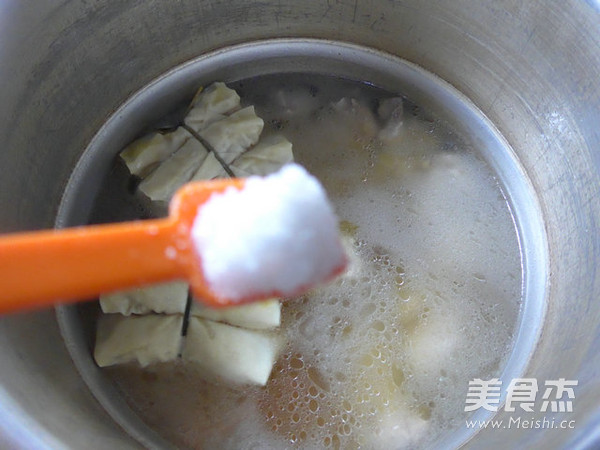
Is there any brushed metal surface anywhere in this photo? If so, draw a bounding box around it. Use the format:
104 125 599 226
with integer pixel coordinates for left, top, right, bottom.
0 1 598 448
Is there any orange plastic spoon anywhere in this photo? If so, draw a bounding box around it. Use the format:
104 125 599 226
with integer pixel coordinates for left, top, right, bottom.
0 178 247 314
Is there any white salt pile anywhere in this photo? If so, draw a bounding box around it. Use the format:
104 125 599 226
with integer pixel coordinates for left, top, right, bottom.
191 163 346 301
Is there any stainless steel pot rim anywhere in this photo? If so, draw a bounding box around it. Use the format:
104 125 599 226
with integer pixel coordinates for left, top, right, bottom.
54 37 548 449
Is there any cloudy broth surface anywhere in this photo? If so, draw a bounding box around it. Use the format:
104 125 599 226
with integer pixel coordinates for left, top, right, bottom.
101 74 522 449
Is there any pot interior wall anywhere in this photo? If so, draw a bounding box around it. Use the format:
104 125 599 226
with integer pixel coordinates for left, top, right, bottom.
0 1 598 449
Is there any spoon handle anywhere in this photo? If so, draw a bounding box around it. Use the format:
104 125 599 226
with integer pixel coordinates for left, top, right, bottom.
0 218 183 313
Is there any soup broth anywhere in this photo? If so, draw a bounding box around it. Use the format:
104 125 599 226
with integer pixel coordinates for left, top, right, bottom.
95 73 522 449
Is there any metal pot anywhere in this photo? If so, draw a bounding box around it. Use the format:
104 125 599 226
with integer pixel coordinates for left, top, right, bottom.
0 1 598 448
